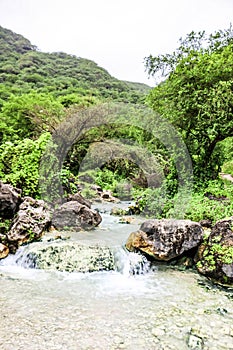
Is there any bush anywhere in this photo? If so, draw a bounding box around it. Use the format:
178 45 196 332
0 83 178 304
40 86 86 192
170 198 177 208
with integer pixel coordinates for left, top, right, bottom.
0 133 51 197
183 193 233 222
95 168 121 191
222 160 233 176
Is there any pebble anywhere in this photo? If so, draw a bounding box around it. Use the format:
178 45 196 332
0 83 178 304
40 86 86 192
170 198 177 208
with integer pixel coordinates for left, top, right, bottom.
151 327 166 337
188 334 204 349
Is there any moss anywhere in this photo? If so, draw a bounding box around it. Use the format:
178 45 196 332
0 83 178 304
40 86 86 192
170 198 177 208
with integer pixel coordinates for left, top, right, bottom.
197 242 233 275
0 219 11 235
210 244 233 264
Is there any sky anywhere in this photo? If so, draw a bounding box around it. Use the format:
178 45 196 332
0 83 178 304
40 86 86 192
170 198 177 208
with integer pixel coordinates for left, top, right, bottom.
0 0 232 86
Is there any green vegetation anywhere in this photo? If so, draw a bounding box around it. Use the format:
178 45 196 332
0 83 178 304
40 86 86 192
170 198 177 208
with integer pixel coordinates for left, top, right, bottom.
0 26 149 104
141 25 233 221
0 25 233 226
0 219 11 236
145 26 233 181
0 133 51 197
197 231 233 283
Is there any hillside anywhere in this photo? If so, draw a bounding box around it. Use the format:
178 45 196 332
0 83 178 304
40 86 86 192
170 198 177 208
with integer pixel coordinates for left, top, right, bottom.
0 26 150 103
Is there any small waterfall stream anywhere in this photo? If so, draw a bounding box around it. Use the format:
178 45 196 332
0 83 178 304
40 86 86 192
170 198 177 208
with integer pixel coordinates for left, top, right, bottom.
0 202 233 350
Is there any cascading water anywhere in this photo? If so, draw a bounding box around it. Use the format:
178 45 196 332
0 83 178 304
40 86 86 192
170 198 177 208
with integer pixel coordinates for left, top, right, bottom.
114 247 151 276
1 237 151 276
0 202 233 350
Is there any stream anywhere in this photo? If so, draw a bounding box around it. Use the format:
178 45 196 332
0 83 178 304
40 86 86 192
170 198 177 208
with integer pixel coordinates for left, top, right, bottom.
0 202 233 350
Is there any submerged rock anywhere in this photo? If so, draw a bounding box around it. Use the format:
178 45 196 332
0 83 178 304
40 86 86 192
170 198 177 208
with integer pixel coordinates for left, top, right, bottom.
119 216 136 224
196 218 233 286
126 219 203 261
52 201 102 230
17 241 114 273
110 207 128 216
7 197 51 250
0 182 22 219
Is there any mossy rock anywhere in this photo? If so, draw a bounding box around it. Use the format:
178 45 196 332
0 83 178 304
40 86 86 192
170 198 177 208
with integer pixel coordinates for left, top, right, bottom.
17 241 115 273
196 218 233 287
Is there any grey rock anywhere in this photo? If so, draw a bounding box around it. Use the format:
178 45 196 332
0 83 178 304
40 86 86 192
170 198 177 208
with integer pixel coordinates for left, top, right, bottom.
52 200 102 231
126 219 203 261
0 182 22 219
67 192 92 208
7 197 51 250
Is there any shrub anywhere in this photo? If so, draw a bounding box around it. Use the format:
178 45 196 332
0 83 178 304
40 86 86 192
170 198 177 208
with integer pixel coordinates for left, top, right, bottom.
0 132 51 197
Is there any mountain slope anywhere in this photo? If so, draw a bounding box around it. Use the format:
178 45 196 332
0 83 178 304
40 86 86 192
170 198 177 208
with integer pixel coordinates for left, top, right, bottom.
0 26 150 103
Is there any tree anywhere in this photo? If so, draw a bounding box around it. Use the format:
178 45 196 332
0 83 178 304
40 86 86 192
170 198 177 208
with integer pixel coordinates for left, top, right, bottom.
145 26 233 180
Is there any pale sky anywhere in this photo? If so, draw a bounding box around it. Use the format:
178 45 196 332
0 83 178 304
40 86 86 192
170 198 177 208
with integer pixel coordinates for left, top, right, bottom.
0 0 232 85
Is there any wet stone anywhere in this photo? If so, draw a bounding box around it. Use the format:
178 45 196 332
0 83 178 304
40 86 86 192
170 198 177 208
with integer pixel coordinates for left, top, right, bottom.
16 241 115 273
188 333 204 349
151 327 166 337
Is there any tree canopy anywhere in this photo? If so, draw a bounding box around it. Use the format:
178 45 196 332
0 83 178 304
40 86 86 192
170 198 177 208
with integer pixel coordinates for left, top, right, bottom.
145 26 233 180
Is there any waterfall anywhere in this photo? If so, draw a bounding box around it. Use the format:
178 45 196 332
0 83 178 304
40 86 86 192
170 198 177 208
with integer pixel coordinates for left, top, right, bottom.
113 247 151 276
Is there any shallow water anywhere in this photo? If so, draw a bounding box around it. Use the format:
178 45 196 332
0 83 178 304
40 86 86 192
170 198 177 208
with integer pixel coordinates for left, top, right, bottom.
0 202 233 350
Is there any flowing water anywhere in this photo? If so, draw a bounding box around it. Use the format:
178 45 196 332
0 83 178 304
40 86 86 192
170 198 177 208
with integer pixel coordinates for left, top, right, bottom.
0 202 233 350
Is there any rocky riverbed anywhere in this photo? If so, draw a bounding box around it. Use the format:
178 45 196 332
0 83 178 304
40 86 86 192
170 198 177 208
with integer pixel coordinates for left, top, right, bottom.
0 267 233 350
0 203 233 350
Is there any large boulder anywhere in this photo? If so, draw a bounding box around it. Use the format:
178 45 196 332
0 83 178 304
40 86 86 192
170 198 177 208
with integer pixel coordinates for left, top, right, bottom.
196 218 233 286
52 201 102 231
16 241 114 273
7 197 51 251
0 182 22 219
126 219 203 261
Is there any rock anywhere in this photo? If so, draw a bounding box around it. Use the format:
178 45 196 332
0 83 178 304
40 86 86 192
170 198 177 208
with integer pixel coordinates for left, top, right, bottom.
17 241 114 272
110 207 128 216
0 182 22 219
90 184 103 193
90 185 119 203
0 243 9 259
196 218 233 286
187 333 204 349
52 201 102 231
151 327 166 337
199 219 212 229
119 216 136 224
125 219 203 261
7 197 51 250
127 203 141 215
219 172 233 183
101 190 119 202
67 192 92 208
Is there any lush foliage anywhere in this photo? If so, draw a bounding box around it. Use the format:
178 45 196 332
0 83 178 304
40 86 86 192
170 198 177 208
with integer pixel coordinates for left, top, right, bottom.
0 26 149 105
0 26 150 200
145 26 233 181
0 92 65 141
1 25 233 225
0 133 51 197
